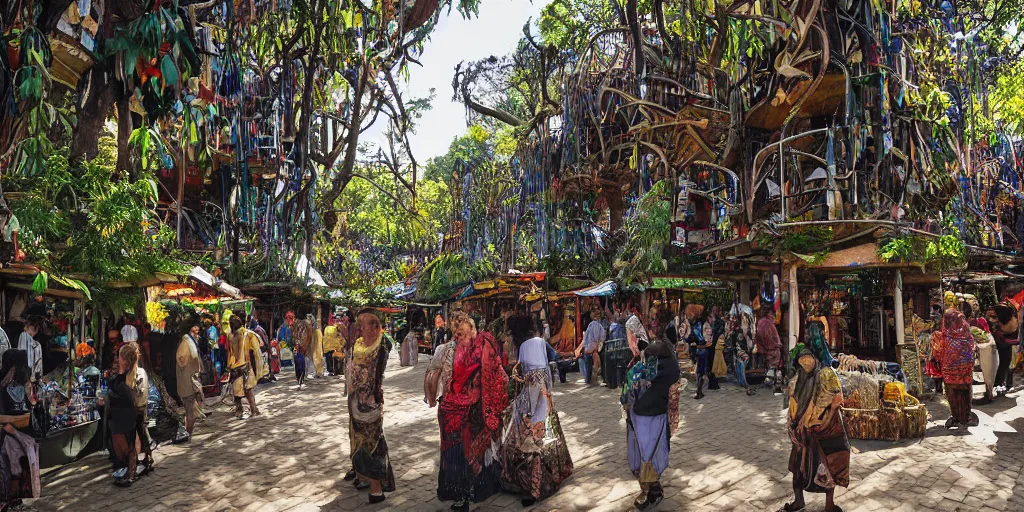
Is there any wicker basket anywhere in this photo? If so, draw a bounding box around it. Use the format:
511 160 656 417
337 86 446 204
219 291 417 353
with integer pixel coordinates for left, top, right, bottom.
841 406 902 441
841 408 880 440
900 395 928 439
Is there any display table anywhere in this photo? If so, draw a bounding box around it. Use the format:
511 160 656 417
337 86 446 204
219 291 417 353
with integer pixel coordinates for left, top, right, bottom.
35 419 101 468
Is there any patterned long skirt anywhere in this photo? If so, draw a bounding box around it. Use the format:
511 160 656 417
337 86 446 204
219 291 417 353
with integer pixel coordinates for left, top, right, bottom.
349 395 396 492
437 404 501 503
788 413 850 493
500 373 574 500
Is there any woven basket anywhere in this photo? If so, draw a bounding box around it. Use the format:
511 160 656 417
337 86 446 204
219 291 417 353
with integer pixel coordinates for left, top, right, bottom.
900 395 928 439
841 408 880 440
841 406 902 441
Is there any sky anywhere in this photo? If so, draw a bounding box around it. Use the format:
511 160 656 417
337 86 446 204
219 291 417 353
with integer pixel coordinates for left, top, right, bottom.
368 0 549 163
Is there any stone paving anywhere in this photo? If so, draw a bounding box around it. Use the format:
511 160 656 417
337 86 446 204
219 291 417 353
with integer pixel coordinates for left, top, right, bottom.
25 352 1024 511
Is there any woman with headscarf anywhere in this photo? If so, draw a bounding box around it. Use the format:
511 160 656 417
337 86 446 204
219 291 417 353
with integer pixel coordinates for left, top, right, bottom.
436 312 509 512
621 315 680 511
347 311 395 504
783 346 849 512
932 308 978 428
500 313 573 507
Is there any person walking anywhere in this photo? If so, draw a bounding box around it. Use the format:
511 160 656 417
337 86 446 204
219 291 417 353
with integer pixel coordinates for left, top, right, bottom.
175 323 204 442
227 315 263 418
782 346 850 512
104 342 143 487
501 313 573 506
292 314 312 390
932 308 978 428
436 312 508 512
322 314 344 376
347 311 396 504
576 308 606 386
991 301 1019 396
621 317 679 511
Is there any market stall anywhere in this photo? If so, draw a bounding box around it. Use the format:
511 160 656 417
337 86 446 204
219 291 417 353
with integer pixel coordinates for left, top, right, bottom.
0 265 100 467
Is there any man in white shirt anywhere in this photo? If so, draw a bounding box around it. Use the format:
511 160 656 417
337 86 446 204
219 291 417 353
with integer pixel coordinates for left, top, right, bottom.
19 320 42 380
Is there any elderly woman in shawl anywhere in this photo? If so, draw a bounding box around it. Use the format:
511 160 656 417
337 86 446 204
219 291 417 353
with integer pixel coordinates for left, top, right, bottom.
437 312 509 512
783 345 850 512
348 311 395 504
932 308 978 428
622 315 680 511
500 313 573 507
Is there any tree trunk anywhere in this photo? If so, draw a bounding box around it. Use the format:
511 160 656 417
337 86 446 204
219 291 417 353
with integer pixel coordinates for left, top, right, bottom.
115 95 133 176
69 66 116 166
606 188 625 233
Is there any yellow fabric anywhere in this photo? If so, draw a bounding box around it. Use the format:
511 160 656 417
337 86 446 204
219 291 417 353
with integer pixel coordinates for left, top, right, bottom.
311 325 325 376
228 328 264 395
353 334 381 366
788 367 844 429
323 326 343 353
712 340 728 377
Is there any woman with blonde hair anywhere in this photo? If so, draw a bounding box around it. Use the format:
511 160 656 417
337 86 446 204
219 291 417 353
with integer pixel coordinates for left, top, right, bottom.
437 311 509 512
103 342 143 487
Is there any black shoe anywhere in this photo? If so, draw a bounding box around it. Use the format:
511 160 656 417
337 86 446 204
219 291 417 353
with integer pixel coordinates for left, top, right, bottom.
354 479 370 490
646 491 664 508
368 493 386 504
521 498 536 507
344 469 357 481
113 477 133 488
451 501 469 512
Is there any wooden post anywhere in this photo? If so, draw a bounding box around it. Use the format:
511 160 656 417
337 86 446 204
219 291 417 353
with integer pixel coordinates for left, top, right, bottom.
788 264 799 350
893 270 905 352
575 295 582 349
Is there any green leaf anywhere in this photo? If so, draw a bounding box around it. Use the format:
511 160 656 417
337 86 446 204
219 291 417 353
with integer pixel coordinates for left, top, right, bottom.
32 271 49 295
161 54 179 86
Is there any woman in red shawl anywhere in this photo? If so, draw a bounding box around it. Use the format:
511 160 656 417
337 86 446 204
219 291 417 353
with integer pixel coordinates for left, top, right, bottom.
437 312 509 512
932 308 978 429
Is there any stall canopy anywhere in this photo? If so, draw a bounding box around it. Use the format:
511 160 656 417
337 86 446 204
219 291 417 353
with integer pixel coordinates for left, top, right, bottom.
188 266 243 299
648 276 727 289
574 280 616 297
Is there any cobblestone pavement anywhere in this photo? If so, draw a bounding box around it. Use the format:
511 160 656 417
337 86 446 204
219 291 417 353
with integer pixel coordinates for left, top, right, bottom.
26 352 1024 512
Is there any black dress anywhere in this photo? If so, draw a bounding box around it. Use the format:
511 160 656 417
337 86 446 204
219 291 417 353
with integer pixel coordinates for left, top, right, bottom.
107 374 138 437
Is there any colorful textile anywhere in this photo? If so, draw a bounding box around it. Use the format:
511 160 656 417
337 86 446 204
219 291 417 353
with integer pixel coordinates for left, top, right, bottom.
787 348 850 493
437 332 509 503
499 366 573 500
348 334 395 491
292 320 312 356
934 309 976 386
945 383 972 424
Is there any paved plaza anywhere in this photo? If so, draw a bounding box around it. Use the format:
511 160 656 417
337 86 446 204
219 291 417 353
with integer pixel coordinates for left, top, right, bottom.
26 353 1024 511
